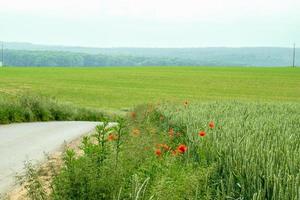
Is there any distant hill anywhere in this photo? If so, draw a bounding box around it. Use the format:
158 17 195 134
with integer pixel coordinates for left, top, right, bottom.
2 42 299 67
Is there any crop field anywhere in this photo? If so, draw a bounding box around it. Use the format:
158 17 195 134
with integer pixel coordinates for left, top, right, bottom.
0 67 299 109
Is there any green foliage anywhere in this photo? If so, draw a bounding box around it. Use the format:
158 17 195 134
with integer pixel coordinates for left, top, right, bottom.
3 50 190 67
2 46 300 67
21 101 300 199
50 119 128 199
17 162 48 200
0 94 106 124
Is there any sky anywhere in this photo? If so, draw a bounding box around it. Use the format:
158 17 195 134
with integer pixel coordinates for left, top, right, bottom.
0 0 299 47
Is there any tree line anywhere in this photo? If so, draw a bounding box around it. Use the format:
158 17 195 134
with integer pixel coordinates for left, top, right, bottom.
2 50 193 67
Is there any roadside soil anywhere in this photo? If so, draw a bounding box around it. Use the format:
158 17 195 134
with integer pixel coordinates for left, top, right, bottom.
5 134 87 200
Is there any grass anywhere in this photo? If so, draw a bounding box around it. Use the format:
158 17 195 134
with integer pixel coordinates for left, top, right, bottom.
20 101 300 199
158 102 300 199
0 94 106 124
0 67 299 109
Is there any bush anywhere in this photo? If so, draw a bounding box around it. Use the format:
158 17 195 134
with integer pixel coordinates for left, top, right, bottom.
0 94 106 124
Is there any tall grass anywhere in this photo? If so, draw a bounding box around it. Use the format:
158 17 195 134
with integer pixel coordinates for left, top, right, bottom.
0 94 106 124
19 102 300 199
159 101 300 199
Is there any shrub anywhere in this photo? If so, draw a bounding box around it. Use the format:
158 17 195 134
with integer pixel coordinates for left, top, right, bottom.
0 94 106 124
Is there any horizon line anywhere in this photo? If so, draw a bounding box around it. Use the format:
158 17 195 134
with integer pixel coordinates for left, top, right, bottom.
2 41 297 49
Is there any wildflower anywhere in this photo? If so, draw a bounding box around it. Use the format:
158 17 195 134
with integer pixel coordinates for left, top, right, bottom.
156 144 170 151
177 144 188 154
209 121 215 129
131 112 136 119
108 133 117 141
199 131 206 137
155 149 162 156
171 150 178 156
161 144 170 151
168 128 174 138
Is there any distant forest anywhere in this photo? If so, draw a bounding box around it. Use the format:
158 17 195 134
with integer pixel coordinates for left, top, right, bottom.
1 42 298 67
3 50 194 66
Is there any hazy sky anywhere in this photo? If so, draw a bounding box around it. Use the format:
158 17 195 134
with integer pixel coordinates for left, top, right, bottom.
1 0 299 47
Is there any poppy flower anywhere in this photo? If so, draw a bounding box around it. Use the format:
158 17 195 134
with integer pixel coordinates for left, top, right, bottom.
155 149 162 156
177 144 188 154
199 131 206 137
108 133 117 141
209 121 215 129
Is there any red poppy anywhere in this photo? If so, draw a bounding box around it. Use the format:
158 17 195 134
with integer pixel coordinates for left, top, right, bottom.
199 131 206 137
155 149 162 156
177 144 188 154
209 121 215 129
108 133 117 141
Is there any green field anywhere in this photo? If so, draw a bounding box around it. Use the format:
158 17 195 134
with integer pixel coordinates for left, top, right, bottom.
2 66 300 199
0 67 299 110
